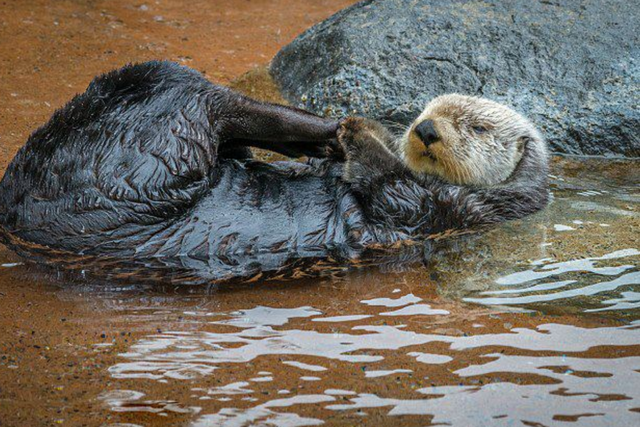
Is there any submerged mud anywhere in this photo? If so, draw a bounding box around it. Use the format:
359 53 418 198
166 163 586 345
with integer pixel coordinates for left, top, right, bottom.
0 1 639 426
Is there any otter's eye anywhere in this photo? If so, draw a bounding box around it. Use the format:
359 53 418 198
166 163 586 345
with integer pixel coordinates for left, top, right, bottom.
472 125 488 134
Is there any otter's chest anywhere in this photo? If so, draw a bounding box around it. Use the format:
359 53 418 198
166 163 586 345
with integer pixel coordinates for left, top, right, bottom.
141 161 357 265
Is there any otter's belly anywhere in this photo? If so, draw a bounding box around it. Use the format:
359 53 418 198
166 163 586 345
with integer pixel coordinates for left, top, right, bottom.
135 161 352 267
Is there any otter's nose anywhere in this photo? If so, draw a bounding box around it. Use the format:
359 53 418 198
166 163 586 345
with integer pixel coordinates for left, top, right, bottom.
414 120 439 146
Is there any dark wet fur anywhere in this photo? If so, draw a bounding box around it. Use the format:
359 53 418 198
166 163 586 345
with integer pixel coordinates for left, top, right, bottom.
0 62 548 282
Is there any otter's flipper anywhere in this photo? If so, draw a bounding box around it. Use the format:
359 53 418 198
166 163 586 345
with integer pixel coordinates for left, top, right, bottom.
223 96 341 159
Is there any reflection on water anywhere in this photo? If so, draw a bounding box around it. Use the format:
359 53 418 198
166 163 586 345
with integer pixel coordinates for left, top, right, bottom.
100 389 202 415
107 299 640 425
435 159 640 317
0 158 638 426
466 249 640 308
104 295 640 426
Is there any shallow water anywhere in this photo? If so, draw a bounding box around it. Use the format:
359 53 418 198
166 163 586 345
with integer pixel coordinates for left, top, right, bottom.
0 157 638 426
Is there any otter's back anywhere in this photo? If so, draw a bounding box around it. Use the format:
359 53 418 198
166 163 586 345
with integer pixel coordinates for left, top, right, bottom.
0 61 222 254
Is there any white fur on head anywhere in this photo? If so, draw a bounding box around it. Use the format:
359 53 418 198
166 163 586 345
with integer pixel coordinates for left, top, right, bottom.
400 94 547 187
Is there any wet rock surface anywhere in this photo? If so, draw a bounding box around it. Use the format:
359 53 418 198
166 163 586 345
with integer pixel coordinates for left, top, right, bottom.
271 0 640 157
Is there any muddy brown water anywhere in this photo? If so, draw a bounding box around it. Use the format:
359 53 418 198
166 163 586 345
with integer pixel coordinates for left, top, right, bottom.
0 1 639 426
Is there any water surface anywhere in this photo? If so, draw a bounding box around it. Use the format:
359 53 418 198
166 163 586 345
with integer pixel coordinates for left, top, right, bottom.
0 158 638 426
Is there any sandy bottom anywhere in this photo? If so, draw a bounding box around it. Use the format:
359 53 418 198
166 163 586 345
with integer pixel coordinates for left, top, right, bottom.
1 1 639 426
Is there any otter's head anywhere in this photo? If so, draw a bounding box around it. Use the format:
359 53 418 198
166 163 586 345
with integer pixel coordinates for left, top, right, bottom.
401 94 547 187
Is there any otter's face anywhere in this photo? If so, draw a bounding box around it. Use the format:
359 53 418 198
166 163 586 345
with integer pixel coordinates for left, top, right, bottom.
401 94 541 187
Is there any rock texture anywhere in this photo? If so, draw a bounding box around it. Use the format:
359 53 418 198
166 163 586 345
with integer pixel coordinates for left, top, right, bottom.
271 0 639 157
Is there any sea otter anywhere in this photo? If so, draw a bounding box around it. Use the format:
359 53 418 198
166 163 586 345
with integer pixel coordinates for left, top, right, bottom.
0 61 548 281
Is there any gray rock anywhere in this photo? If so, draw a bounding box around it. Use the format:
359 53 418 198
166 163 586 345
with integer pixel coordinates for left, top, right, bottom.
271 0 639 157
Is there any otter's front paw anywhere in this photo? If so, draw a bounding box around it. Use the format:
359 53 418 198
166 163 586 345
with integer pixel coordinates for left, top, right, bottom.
338 117 391 156
338 117 366 141
337 117 368 153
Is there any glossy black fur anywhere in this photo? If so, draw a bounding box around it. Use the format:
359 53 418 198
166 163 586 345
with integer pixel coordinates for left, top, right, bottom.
0 62 548 282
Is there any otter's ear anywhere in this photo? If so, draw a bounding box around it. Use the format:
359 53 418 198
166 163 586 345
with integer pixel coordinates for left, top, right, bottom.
516 136 530 153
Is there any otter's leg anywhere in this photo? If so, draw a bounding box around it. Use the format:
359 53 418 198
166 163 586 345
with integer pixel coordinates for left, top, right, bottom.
230 138 343 159
223 95 341 159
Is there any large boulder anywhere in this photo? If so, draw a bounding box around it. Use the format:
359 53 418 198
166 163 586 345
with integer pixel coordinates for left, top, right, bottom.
271 0 639 157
